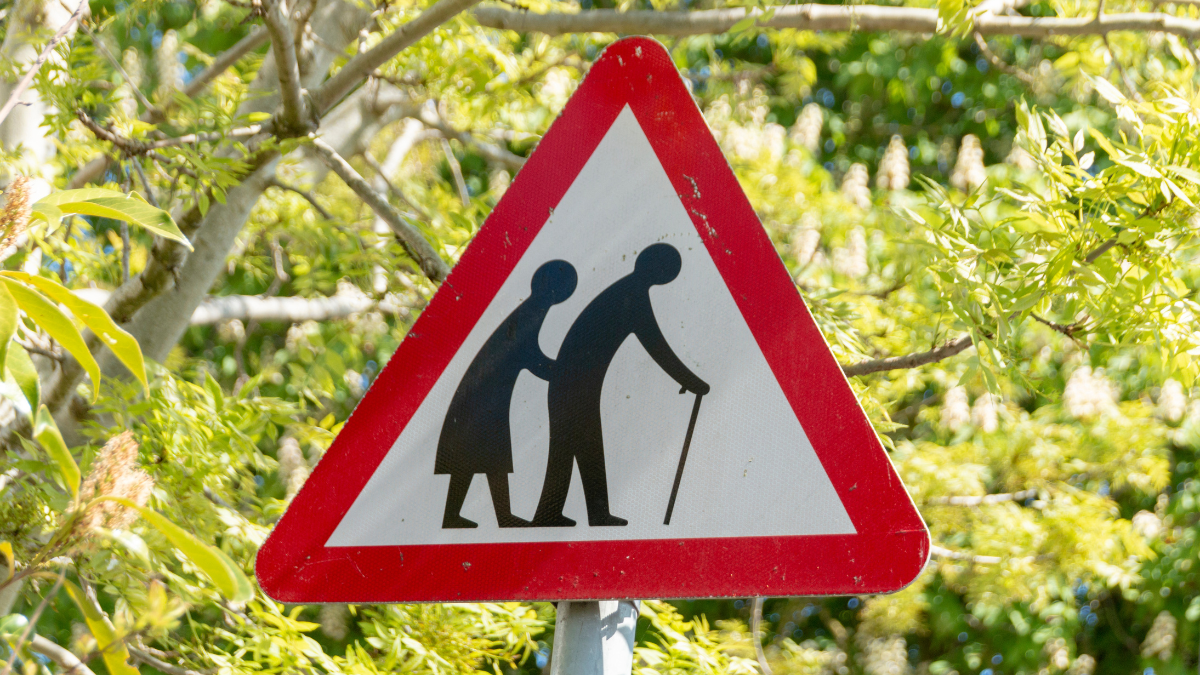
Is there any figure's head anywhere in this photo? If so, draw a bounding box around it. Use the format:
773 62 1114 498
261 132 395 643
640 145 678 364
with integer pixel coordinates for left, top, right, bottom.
633 243 682 285
530 259 577 304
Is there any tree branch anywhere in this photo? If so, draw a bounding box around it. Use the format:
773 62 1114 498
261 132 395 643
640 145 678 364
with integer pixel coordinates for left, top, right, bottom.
1031 313 1086 338
182 28 270 103
77 21 155 113
262 0 312 136
313 0 483 114
929 545 1002 564
1083 236 1118 263
363 148 433 220
77 111 264 153
841 334 974 377
26 636 96 675
309 137 449 282
473 5 1200 39
74 112 203 178
267 177 333 220
68 28 269 188
72 287 421 325
127 647 212 675
42 152 277 415
973 32 1034 83
0 570 66 675
441 137 470 206
750 597 773 675
928 489 1039 506
192 292 417 324
0 0 86 128
414 105 527 170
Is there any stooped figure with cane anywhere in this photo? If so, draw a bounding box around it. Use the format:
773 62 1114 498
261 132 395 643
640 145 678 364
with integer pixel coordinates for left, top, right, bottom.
532 243 709 527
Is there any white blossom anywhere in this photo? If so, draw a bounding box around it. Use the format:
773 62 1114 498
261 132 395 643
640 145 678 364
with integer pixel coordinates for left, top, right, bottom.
791 102 824 153
319 604 350 640
278 437 308 499
1063 366 1118 420
951 134 987 191
833 227 868 278
285 320 321 352
1007 145 1037 172
1067 655 1095 675
1044 637 1070 670
876 136 910 191
971 393 999 433
1158 379 1187 422
538 67 576 110
155 30 183 102
344 369 366 398
217 319 246 345
277 437 304 483
724 122 786 161
1131 510 1163 540
841 163 872 209
856 634 910 675
350 311 387 338
940 386 971 431
791 217 822 268
0 398 14 428
116 48 143 118
491 169 511 198
1141 611 1176 660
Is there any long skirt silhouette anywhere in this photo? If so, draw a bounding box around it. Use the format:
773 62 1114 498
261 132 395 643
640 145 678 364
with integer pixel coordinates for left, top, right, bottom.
435 260 577 528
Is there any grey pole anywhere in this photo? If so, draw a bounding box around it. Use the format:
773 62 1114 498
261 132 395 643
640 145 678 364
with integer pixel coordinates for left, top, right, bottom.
549 601 640 675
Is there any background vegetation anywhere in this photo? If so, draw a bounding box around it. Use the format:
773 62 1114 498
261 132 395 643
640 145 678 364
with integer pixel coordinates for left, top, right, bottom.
1 0 1199 673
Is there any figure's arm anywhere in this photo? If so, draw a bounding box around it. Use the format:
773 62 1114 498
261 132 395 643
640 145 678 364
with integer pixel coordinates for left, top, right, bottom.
526 350 555 380
635 308 709 395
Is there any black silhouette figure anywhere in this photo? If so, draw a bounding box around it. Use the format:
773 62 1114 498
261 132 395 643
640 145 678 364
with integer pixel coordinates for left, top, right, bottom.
532 243 709 527
436 260 578 528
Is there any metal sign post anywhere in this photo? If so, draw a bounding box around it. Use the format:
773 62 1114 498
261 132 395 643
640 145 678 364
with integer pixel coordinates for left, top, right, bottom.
550 601 640 675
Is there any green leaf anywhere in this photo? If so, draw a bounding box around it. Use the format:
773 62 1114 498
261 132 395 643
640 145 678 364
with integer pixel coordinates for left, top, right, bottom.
96 528 151 566
102 497 253 602
0 278 101 399
1167 165 1200 185
1 272 146 390
0 541 12 581
34 405 78 497
0 283 17 369
1092 77 1126 104
1114 158 1161 178
30 202 62 229
0 613 27 638
728 15 757 33
204 371 223 411
6 343 39 412
35 189 191 249
63 580 140 675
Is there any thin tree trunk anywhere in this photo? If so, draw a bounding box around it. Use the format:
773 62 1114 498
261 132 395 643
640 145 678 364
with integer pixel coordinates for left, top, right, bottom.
0 0 88 173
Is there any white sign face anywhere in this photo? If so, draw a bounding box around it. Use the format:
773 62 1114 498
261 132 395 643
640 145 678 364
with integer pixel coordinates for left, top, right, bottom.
327 106 855 547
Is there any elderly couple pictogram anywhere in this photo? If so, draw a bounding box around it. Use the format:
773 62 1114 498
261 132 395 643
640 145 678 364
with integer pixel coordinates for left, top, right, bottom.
435 243 710 528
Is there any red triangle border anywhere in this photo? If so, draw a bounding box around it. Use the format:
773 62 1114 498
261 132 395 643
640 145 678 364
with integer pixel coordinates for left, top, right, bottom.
256 37 929 602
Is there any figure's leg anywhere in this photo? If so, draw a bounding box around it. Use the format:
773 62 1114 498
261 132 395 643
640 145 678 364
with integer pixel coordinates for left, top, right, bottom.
442 474 479 529
576 424 626 527
488 473 532 527
531 444 578 527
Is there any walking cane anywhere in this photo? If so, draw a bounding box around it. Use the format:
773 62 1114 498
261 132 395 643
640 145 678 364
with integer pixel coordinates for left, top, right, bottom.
664 392 704 525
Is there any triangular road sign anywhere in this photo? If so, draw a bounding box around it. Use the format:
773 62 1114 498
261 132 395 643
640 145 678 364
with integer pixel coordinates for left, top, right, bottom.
257 36 929 603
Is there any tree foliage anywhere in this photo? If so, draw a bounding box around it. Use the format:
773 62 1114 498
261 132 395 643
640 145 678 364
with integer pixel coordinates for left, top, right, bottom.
1 0 1199 673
